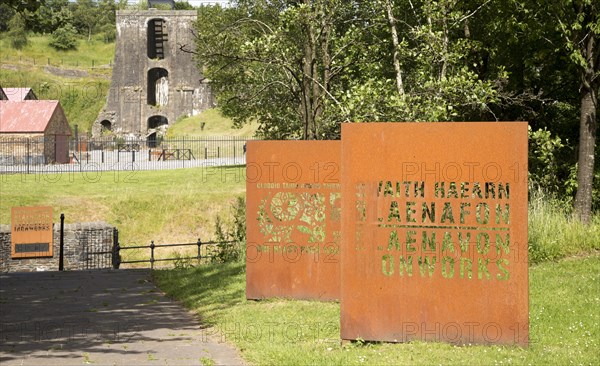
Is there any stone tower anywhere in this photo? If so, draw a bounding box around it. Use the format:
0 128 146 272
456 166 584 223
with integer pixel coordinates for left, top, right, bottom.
93 10 213 138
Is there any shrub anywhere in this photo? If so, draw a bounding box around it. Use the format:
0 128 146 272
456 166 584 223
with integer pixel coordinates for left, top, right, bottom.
212 196 246 263
8 13 28 49
528 189 600 264
50 24 78 51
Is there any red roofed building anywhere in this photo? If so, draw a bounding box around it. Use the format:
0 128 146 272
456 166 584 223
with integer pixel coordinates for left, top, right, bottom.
0 100 71 164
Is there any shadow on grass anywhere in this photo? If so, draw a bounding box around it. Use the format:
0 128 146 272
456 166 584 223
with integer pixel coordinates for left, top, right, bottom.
152 261 246 327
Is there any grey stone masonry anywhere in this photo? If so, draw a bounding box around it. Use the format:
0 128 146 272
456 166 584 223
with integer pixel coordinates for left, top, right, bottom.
93 10 215 138
0 222 115 273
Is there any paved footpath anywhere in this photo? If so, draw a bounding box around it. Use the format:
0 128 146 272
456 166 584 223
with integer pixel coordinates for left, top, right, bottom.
0 270 245 366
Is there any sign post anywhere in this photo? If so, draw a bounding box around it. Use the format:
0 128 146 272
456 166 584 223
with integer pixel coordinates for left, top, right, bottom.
11 206 54 259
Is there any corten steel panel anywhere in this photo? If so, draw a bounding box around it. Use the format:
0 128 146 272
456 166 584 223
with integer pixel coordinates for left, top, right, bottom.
11 206 54 258
246 141 341 300
340 122 528 346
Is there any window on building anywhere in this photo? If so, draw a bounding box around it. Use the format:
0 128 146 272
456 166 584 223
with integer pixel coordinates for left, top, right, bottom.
147 19 167 60
147 68 169 106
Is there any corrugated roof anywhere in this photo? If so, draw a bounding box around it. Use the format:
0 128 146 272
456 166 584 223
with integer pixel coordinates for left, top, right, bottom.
2 88 35 101
0 101 60 133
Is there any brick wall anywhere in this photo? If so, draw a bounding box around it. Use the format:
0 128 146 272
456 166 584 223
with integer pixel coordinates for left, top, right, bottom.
0 222 115 272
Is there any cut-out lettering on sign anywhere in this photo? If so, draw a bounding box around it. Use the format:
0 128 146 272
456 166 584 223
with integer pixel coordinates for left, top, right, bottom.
341 122 528 346
246 141 341 300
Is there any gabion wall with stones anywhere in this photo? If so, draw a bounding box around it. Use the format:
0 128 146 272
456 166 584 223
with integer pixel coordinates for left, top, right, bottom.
0 222 115 272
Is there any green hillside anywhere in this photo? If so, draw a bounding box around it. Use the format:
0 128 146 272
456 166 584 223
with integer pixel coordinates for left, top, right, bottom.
167 108 259 138
0 34 114 133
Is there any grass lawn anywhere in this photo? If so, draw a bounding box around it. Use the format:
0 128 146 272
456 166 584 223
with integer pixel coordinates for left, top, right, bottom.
0 166 246 246
153 254 600 365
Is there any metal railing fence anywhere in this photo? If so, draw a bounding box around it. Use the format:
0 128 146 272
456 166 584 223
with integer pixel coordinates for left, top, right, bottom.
0 136 258 173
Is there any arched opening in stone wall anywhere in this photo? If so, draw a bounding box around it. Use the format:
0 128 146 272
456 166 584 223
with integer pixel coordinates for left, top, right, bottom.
147 115 168 148
100 120 112 132
147 68 169 106
147 18 167 59
148 115 169 129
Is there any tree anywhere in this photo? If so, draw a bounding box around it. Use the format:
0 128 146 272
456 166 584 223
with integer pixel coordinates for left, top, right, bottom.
4 0 44 13
7 12 28 49
98 0 117 42
0 4 16 32
194 1 364 139
50 23 79 50
554 1 599 224
193 1 505 140
73 0 100 41
192 0 597 214
27 0 74 34
331 0 502 124
476 0 598 222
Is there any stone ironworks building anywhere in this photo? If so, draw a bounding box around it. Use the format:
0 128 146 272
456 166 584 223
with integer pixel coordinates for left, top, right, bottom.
0 100 72 164
93 10 214 140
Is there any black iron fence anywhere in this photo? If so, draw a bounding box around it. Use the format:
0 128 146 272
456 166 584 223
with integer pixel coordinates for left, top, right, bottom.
114 238 238 269
0 136 258 173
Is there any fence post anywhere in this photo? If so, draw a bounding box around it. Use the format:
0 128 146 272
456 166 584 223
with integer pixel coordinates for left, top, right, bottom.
150 241 155 269
205 147 207 160
74 125 80 171
59 213 65 271
197 238 202 261
26 138 30 174
112 228 120 269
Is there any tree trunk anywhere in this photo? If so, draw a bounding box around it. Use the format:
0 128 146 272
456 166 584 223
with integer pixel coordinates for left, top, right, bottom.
301 2 317 140
574 83 597 224
440 17 448 81
385 0 404 96
301 0 319 140
573 20 597 224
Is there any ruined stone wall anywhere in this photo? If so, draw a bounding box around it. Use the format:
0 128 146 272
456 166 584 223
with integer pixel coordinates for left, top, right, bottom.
93 10 215 138
0 222 115 273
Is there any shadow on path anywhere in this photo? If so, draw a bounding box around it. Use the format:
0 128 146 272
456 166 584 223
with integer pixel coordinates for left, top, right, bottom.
0 270 244 366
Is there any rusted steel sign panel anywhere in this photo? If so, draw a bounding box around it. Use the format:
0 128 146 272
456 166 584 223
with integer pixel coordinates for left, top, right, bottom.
11 206 53 258
246 141 341 300
340 122 528 346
